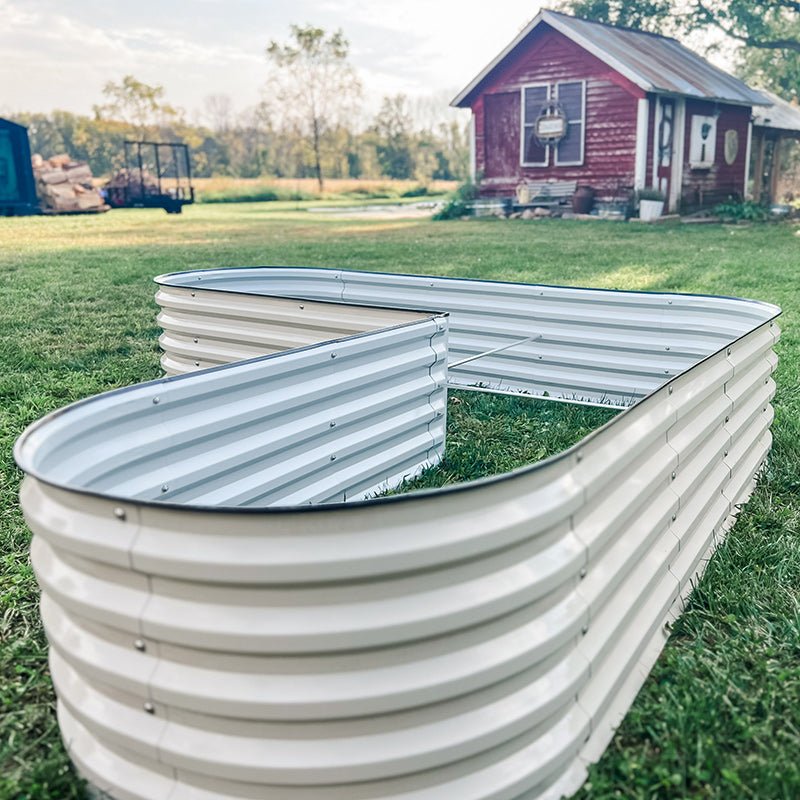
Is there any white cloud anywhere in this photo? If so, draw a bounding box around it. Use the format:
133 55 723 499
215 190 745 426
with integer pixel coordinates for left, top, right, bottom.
0 0 541 117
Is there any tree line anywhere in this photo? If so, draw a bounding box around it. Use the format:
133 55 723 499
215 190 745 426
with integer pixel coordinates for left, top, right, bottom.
10 28 468 186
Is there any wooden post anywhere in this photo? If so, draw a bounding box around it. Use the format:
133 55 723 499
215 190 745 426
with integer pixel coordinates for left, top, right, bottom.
770 136 782 204
752 131 766 204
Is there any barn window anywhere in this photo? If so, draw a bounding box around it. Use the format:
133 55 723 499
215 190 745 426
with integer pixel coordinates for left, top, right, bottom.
521 84 549 166
520 81 586 167
554 81 585 166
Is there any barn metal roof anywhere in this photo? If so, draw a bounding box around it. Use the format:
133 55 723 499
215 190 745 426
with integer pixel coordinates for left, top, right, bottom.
452 10 771 108
753 90 800 133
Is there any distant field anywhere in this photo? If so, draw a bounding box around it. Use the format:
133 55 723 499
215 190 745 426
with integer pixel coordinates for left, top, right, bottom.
191 176 458 203
0 204 798 799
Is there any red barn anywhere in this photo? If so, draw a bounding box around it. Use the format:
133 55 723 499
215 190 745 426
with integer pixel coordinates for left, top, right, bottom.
452 10 770 212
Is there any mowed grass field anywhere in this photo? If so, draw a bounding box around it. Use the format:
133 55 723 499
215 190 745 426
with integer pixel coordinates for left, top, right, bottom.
1 203 799 799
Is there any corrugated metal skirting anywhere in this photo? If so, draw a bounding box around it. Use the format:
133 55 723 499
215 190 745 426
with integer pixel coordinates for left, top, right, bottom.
14 267 780 800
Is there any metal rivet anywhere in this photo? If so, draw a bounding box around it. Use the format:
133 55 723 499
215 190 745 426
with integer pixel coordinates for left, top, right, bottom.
724 416 729 423
330 454 336 461
579 567 587 579
724 450 729 457
143 702 155 714
763 407 767 413
114 507 126 520
726 347 731 356
299 304 304 310
330 421 336 428
581 625 589 636
667 299 672 304
190 292 195 297
193 337 198 344
671 471 676 480
765 378 769 384
152 396 160 405
134 639 146 652
664 370 669 374
161 484 169 493
671 514 677 522
576 451 583 463
330 352 337 359
194 361 200 367
665 346 670 351
668 386 673 395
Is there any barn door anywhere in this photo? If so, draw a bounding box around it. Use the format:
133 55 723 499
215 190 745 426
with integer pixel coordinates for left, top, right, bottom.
485 92 521 181
656 97 675 208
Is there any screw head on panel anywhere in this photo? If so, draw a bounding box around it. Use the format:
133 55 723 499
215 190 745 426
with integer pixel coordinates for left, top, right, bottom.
581 625 589 636
330 454 337 461
161 484 169 493
330 352 337 359
193 338 198 344
329 421 336 428
724 416 730 423
726 347 732 356
671 471 676 480
668 386 673 395
579 567 587 579
134 639 146 652
114 507 126 521
143 702 155 714
724 450 729 457
152 396 160 405
194 361 200 367
671 513 677 522
299 304 305 310
665 346 670 351
190 292 195 297
576 451 583 463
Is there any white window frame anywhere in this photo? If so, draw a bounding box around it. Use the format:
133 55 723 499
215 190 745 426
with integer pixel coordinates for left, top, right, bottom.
520 83 551 167
554 79 586 167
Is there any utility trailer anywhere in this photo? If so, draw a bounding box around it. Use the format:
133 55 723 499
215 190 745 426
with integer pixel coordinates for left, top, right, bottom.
105 141 194 214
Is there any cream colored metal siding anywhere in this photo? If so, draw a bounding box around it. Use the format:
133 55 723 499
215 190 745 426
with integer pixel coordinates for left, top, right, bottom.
21 318 447 507
157 268 776 405
15 268 780 800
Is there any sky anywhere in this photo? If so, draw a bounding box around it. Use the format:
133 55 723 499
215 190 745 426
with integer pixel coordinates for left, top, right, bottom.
0 0 551 123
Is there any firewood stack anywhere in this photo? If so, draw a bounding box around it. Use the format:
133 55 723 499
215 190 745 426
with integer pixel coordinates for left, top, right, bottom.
31 153 109 213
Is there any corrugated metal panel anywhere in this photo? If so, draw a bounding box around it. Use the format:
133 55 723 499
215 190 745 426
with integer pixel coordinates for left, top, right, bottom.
452 10 770 108
14 268 780 800
156 267 777 406
20 317 447 507
753 89 800 133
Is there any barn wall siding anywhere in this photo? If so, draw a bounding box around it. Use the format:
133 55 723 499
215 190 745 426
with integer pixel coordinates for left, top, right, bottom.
680 100 750 210
472 26 642 198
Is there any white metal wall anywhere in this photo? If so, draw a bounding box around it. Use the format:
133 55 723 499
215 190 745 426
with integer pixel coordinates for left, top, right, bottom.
14 269 780 800
156 267 777 405
19 316 448 507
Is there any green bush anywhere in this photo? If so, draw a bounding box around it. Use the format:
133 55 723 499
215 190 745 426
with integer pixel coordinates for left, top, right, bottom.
400 185 430 198
433 181 478 220
714 198 770 222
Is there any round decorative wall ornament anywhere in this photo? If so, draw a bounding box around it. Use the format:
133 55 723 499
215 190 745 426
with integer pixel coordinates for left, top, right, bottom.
724 129 739 165
535 102 569 144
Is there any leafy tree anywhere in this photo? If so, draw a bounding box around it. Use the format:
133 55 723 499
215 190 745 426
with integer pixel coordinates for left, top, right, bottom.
555 0 675 32
373 95 415 179
94 75 180 139
266 25 362 191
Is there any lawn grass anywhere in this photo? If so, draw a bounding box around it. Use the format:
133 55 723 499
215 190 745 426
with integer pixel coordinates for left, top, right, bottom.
192 176 456 203
0 204 798 799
